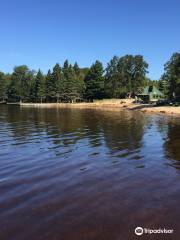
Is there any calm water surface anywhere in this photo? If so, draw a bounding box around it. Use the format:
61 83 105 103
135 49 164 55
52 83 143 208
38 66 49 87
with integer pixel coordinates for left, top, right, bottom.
0 105 180 240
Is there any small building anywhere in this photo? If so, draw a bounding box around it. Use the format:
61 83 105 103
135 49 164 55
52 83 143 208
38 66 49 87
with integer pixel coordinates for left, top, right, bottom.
138 86 164 103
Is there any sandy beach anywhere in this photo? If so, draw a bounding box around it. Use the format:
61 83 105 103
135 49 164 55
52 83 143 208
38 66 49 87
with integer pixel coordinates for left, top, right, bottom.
129 104 180 115
20 99 180 116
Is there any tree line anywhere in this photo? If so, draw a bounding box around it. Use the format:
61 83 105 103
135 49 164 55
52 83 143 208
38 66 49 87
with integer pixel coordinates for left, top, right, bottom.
159 52 180 100
0 52 179 103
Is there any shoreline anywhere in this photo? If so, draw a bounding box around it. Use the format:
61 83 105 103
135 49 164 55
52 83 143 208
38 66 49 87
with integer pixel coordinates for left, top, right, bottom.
18 99 180 116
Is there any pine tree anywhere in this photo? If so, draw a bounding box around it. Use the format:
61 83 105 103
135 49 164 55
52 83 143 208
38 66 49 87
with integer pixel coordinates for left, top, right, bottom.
0 72 7 102
73 63 86 100
45 69 52 101
85 60 104 101
46 69 55 102
73 62 80 76
105 56 119 98
59 61 86 102
51 64 62 102
163 52 180 99
34 70 45 103
67 65 79 102
62 60 70 101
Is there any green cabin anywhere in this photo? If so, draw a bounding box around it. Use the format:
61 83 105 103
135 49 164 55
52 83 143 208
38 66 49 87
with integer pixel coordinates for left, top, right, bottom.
138 86 164 103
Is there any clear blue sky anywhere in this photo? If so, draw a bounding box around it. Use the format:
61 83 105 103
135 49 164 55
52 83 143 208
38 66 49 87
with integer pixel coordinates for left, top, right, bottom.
0 0 180 79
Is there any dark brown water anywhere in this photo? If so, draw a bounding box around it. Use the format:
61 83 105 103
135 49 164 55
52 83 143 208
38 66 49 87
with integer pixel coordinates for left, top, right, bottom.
0 105 180 240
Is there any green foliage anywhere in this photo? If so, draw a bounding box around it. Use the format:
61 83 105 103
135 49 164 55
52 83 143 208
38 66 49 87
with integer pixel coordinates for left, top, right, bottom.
159 74 169 97
73 62 80 76
163 52 180 99
51 63 62 102
34 70 45 102
45 69 52 101
6 53 180 103
104 56 119 98
8 65 34 102
85 60 104 100
59 60 84 102
145 78 159 88
73 63 86 99
45 64 61 102
44 61 86 102
105 55 148 98
0 72 7 101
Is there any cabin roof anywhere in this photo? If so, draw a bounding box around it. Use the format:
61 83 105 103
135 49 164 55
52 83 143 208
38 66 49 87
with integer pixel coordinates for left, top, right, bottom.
138 85 164 96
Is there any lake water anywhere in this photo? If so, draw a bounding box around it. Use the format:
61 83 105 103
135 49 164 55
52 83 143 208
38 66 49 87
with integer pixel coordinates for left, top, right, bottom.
0 105 180 240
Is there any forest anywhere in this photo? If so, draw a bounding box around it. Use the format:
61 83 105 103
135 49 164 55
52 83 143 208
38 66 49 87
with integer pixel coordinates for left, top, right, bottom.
0 52 179 103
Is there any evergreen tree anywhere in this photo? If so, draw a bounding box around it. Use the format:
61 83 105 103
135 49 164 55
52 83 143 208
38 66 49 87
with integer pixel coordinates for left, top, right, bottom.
73 62 86 100
3 56 150 102
163 52 180 99
45 69 52 101
29 78 36 102
85 60 104 101
0 72 7 102
61 61 79 102
73 62 80 76
34 70 45 103
159 74 169 97
45 64 62 102
62 60 70 101
105 56 120 98
51 64 62 102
